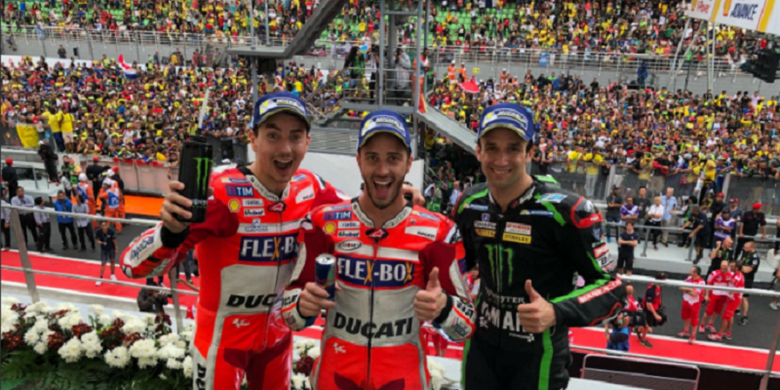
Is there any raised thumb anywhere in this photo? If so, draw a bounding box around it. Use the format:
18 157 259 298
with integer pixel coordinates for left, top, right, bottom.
427 267 441 290
525 280 541 301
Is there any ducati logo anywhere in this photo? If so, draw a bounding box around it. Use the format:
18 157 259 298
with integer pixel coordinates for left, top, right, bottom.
268 202 286 213
233 318 249 329
366 228 388 240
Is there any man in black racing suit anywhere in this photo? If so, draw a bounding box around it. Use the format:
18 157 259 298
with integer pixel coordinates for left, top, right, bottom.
455 103 626 390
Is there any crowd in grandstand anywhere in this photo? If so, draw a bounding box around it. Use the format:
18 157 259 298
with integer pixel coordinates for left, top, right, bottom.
0 0 772 61
0 55 331 161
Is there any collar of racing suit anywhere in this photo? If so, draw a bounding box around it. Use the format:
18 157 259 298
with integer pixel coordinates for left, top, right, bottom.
239 166 290 202
486 181 537 211
350 197 414 228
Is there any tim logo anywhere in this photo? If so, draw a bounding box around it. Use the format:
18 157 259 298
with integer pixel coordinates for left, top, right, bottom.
324 211 352 220
238 233 298 263
226 186 255 198
337 256 415 288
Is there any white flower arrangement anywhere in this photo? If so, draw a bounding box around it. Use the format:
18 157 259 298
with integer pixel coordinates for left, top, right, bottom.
58 337 84 364
105 346 131 368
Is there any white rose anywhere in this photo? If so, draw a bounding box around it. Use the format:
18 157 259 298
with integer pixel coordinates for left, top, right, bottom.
138 356 157 369
32 319 49 334
129 339 157 359
143 314 156 326
122 318 146 335
291 373 305 390
159 373 168 380
23 328 40 346
58 338 84 363
105 346 130 368
181 330 194 343
98 314 112 326
166 358 183 370
55 303 78 312
83 340 103 359
182 356 194 378
81 331 99 344
87 305 104 316
34 342 48 355
307 346 321 360
1 297 20 305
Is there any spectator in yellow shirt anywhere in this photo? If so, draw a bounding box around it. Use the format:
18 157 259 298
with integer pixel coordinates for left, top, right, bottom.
47 107 65 152
60 111 76 153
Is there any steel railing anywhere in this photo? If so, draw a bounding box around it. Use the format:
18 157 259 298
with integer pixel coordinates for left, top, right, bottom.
0 205 191 334
1 25 759 79
618 274 780 390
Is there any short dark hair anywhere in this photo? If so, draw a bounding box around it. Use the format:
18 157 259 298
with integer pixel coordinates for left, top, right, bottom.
655 271 668 280
57 190 64 196
693 266 702 276
34 197 43 205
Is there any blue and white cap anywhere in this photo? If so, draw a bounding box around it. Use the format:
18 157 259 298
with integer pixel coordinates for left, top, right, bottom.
477 103 535 142
253 92 311 131
357 111 411 151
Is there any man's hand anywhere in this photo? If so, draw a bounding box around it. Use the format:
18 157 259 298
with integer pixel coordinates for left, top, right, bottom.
654 313 662 322
161 181 213 233
298 282 336 317
517 280 557 334
414 267 447 322
739 232 744 238
402 184 425 206
762 234 767 240
689 232 694 238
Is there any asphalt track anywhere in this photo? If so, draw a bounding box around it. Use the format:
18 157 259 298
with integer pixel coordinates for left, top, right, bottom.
3 223 779 351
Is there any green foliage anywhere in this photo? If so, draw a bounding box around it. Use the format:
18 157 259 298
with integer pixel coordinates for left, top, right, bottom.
0 349 191 390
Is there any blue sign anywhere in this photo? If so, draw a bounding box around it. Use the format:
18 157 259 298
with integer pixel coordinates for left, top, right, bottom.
226 186 255 198
238 233 298 263
324 211 353 221
337 256 415 288
539 52 549 67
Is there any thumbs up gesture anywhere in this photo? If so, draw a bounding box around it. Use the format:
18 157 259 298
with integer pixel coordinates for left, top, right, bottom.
516 280 557 334
414 267 448 322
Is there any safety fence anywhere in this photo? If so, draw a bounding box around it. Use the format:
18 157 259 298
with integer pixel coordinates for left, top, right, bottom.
531 161 780 219
0 205 191 334
1 25 759 81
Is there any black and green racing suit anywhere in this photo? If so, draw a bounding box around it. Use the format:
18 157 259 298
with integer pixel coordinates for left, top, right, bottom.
454 176 626 390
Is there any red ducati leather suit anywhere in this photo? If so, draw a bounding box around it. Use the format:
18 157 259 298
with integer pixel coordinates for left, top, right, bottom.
283 200 476 390
120 166 345 390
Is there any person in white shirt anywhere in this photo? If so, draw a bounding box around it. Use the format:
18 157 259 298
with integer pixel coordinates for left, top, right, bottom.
679 266 706 344
448 181 461 213
73 195 95 252
32 197 51 252
646 196 665 251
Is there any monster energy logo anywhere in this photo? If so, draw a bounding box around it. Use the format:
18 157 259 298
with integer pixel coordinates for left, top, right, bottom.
193 157 212 199
485 244 514 290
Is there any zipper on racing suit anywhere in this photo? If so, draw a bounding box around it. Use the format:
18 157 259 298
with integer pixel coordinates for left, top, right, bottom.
366 235 380 388
262 202 285 349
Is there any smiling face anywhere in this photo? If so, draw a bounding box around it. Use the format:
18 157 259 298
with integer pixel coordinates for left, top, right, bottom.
356 133 412 210
249 113 310 193
476 128 531 192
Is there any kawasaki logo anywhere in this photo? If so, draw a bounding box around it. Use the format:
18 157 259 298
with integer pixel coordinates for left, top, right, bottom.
486 244 514 289
193 157 212 199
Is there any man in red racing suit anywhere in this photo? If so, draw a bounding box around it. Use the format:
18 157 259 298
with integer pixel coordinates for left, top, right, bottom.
120 92 356 390
121 166 345 389
281 111 476 390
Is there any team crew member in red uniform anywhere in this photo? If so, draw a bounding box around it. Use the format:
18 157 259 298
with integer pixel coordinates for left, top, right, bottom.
282 111 476 390
638 272 668 348
710 262 745 341
700 260 734 335
678 266 706 344
120 94 423 390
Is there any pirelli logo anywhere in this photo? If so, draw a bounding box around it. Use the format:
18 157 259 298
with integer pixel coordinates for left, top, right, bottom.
577 279 623 304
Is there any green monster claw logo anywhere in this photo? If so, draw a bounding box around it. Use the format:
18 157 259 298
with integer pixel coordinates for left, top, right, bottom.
485 244 514 290
193 157 212 202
